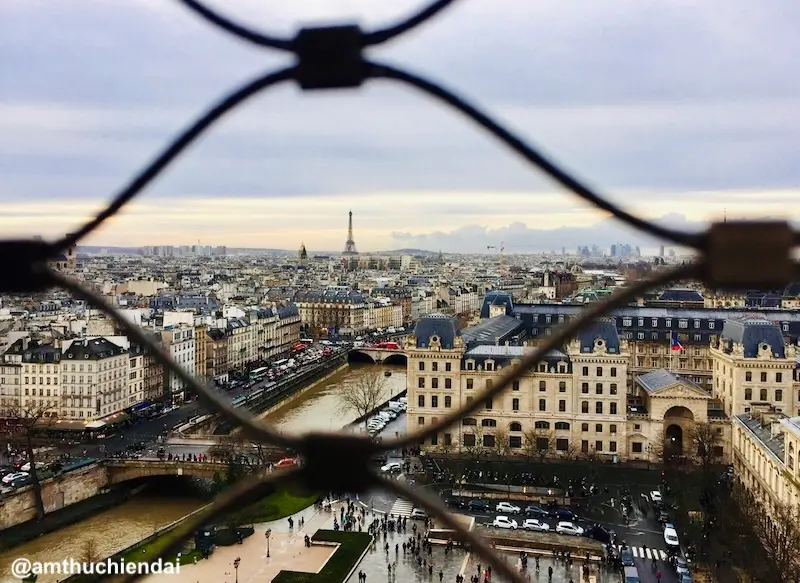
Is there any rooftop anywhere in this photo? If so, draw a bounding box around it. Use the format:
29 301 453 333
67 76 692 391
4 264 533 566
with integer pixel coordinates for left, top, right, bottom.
465 345 568 360
735 412 787 464
461 315 524 346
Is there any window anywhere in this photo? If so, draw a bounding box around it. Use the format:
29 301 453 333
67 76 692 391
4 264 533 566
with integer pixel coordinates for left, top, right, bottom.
462 417 477 426
610 441 617 452
761 372 768 383
463 433 475 447
776 389 783 401
535 421 550 429
509 422 522 432
559 399 566 412
444 396 451 408
595 402 603 414
610 424 617 434
632 442 643 453
512 380 520 391
432 362 438 372
467 362 474 371
539 381 547 391
581 423 589 432
709 321 715 329
582 366 589 376
486 379 493 390
559 381 566 392
581 401 589 413
595 423 603 432
596 383 603 395
610 403 617 415
745 388 752 400
746 371 752 382
466 378 473 390
610 383 618 395
581 440 589 453
581 382 589 394
760 389 768 401
445 378 451 389
445 362 451 372
444 433 452 446
610 367 617 377
485 398 493 410
418 416 425 425
430 396 438 408
432 378 439 389
481 418 497 427
509 436 522 448
418 378 425 388
512 398 520 411
678 319 688 329
418 395 425 407
597 367 603 376
555 422 570 431
556 439 569 451
595 440 603 451
776 372 783 383
483 434 496 448
418 362 425 371
539 398 546 411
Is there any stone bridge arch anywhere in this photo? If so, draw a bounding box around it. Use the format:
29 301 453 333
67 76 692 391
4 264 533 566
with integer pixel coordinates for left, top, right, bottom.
105 461 226 485
347 350 377 363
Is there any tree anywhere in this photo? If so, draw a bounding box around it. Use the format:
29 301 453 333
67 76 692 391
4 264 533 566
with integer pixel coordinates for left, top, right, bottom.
492 429 511 458
462 427 485 461
560 442 580 461
7 402 54 520
688 421 722 474
336 370 388 431
523 428 555 464
436 439 456 460
647 429 667 467
747 498 800 583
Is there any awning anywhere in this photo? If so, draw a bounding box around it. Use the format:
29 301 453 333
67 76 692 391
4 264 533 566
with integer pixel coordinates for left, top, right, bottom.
132 401 151 411
85 421 106 430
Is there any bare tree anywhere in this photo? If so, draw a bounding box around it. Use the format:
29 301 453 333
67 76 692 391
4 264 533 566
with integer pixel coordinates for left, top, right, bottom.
81 538 101 564
647 429 667 467
7 402 54 520
337 370 388 431
462 427 485 461
754 501 800 583
560 442 580 461
524 428 555 464
492 429 510 458
688 421 722 474
581 445 601 463
436 439 456 460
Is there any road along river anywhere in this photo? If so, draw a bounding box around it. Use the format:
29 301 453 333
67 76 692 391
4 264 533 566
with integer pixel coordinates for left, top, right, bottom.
0 362 407 582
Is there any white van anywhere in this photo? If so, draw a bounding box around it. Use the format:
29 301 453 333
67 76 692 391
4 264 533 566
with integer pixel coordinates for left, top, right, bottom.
388 401 405 412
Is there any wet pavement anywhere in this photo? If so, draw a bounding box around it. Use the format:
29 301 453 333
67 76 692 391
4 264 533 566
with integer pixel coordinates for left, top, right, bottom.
463 551 621 583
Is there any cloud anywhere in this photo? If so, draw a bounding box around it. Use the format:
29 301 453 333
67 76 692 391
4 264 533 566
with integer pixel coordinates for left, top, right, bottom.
1 0 799 248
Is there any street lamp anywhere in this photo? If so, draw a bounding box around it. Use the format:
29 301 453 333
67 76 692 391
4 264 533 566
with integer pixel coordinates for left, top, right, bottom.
265 529 271 558
233 557 241 583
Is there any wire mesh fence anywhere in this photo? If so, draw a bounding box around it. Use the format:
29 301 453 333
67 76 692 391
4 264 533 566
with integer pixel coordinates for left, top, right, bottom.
3 1 800 582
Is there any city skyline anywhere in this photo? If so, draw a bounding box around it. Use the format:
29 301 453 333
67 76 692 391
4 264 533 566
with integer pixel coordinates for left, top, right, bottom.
2 1 799 252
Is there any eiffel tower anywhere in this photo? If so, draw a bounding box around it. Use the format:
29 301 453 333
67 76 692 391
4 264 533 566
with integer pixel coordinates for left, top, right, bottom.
342 210 358 256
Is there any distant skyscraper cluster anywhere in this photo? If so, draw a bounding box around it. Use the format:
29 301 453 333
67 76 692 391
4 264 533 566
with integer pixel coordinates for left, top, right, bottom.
575 243 641 258
142 245 227 257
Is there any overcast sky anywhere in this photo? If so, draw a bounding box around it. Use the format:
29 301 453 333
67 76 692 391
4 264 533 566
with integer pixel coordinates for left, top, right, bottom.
2 0 798 253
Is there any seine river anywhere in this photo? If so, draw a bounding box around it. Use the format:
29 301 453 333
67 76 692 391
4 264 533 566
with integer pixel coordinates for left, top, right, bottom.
0 362 406 583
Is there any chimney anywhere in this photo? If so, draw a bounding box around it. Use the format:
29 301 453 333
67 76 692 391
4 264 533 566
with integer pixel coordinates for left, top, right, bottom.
771 421 783 439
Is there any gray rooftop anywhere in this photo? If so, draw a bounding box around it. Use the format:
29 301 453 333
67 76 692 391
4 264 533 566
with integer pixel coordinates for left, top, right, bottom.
465 345 568 360
461 315 524 345
735 412 787 464
636 368 706 394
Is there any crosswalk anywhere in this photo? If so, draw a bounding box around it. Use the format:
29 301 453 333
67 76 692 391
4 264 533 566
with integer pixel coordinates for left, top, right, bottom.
618 545 669 561
389 498 415 517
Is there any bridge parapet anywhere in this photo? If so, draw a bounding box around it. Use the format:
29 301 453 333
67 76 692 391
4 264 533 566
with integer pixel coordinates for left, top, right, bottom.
348 348 408 364
104 459 228 484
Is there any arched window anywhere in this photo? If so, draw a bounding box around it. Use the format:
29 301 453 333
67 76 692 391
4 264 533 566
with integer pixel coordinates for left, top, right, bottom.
509 422 522 432
481 418 497 428
555 422 570 431
534 421 550 430
462 417 477 426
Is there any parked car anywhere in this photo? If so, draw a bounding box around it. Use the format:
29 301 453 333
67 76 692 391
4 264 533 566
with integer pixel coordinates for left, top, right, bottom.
587 524 615 544
381 462 402 473
525 504 549 517
468 500 489 513
496 502 521 514
522 519 550 532
552 508 577 522
492 516 518 530
1 471 28 485
664 526 680 548
650 490 663 503
445 497 467 509
555 522 584 536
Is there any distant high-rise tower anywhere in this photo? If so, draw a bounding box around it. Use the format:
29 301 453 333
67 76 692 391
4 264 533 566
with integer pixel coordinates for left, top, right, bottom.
342 210 358 256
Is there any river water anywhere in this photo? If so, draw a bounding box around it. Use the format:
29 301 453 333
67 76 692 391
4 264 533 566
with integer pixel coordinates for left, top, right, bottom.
0 362 406 582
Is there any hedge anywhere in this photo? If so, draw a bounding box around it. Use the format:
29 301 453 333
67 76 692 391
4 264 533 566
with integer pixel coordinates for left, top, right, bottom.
271 530 372 583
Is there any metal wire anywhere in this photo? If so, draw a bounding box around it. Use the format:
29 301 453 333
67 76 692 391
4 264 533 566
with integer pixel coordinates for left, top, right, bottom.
366 61 703 249
389 262 700 449
53 67 296 252
6 1 800 579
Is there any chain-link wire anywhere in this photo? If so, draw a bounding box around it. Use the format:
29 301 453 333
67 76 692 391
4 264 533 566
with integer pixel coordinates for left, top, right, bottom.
3 0 800 581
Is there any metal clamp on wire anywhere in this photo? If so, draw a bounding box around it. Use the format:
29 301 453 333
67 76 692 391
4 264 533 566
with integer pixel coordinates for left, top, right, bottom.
704 221 795 290
0 239 57 293
293 25 366 90
296 432 380 494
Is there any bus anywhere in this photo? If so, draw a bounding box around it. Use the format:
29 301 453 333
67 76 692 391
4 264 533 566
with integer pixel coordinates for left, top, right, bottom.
249 366 269 380
376 341 401 350
272 359 290 369
291 343 307 354
299 338 314 345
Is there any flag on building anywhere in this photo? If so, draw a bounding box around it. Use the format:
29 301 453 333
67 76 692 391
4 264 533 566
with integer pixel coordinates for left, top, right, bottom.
671 332 683 352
